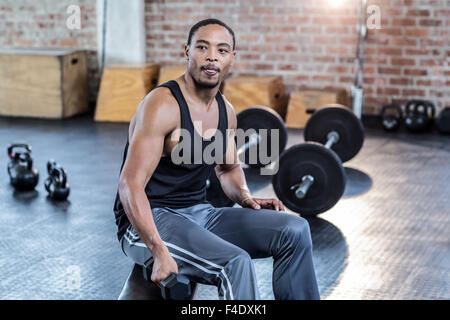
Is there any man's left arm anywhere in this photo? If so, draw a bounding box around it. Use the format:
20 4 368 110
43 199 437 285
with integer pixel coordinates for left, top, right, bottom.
214 100 284 211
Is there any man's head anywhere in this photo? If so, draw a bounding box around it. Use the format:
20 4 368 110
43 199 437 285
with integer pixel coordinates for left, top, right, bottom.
185 19 236 89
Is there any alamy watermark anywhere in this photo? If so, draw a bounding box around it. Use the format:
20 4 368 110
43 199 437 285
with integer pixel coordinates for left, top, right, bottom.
170 121 280 175
66 5 81 30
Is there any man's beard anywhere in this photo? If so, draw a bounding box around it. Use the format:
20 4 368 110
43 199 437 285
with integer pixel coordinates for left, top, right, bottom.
191 70 220 89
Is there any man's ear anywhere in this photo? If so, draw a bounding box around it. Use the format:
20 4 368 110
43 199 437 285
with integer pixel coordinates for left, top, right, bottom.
230 51 236 67
184 44 189 60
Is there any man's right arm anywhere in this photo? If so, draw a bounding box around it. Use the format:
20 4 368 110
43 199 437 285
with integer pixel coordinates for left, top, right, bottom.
118 88 178 283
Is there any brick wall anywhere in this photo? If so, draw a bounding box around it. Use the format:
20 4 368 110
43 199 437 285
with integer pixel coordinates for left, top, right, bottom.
145 0 449 115
0 0 99 108
1 0 448 115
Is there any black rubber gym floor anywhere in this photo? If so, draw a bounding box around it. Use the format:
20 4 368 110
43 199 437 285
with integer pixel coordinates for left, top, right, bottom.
0 114 449 300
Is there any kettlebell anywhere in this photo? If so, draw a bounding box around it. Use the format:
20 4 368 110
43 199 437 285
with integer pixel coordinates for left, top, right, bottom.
45 160 70 201
381 103 403 132
7 144 39 191
404 100 435 132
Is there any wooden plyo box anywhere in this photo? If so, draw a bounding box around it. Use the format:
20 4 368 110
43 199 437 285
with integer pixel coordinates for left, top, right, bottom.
0 49 89 118
285 89 349 128
222 75 287 119
94 63 160 122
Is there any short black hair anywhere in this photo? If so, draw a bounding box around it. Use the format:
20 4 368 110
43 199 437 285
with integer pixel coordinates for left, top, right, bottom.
187 18 235 50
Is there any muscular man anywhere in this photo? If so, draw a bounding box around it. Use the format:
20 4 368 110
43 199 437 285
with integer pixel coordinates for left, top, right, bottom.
113 18 320 300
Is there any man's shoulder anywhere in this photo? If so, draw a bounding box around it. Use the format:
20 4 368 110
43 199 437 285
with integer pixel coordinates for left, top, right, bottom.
221 93 237 129
132 87 180 133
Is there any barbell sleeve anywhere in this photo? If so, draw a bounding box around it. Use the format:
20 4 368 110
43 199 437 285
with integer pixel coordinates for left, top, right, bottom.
324 131 340 149
291 175 315 199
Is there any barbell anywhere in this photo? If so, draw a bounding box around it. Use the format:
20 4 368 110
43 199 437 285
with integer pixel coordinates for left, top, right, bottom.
272 105 365 216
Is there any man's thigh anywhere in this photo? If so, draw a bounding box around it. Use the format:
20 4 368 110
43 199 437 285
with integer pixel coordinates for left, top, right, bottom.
121 207 246 285
205 206 308 259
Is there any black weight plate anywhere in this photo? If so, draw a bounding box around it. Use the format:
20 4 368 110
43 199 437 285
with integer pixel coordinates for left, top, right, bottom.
304 104 364 162
206 172 234 207
236 106 288 168
272 142 346 216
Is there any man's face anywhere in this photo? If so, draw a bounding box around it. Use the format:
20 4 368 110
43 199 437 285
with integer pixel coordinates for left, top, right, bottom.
185 24 236 89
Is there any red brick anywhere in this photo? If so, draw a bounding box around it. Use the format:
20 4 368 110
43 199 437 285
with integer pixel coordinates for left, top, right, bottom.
274 26 297 33
300 26 322 34
406 9 430 16
390 78 413 86
419 19 443 27
253 6 274 14
378 48 402 56
420 59 441 66
404 28 430 37
264 35 285 43
313 16 337 25
434 9 450 17
404 69 428 76
327 47 349 55
392 18 416 27
416 80 432 86
278 64 298 71
378 67 401 75
325 26 349 34
327 65 348 73
379 28 403 36
314 56 336 63
253 63 274 71
339 76 353 83
312 75 336 82
391 38 417 46
287 16 310 25
420 39 445 46
60 39 78 46
377 87 400 95
402 89 425 97
405 48 430 55
391 58 416 66
240 54 261 60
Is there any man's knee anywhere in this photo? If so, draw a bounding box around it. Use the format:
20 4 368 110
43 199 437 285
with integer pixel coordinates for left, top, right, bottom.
283 216 312 249
228 248 253 268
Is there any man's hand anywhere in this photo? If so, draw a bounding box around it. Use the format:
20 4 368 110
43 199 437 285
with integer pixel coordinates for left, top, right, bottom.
150 245 179 287
242 197 285 211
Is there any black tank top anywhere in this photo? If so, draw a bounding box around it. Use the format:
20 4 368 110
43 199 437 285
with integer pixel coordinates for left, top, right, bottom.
113 80 228 241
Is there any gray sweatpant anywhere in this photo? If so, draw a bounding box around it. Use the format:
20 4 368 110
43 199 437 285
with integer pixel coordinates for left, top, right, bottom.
120 202 320 300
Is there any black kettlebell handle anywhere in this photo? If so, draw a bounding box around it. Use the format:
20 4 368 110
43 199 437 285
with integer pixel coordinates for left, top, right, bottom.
381 104 403 120
47 160 67 186
405 100 426 116
7 143 32 159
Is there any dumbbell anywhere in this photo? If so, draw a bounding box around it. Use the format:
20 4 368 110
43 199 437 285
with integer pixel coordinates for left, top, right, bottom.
272 105 365 216
143 258 192 300
45 160 70 201
7 143 39 191
206 106 288 207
